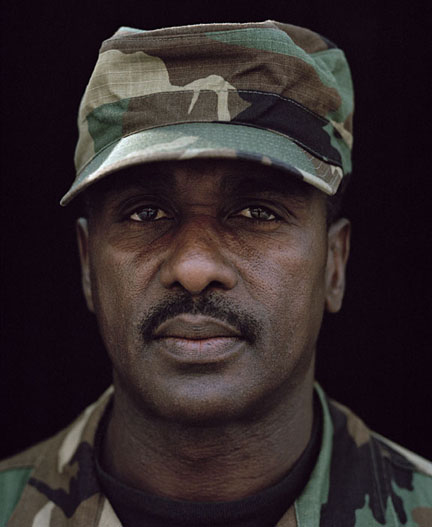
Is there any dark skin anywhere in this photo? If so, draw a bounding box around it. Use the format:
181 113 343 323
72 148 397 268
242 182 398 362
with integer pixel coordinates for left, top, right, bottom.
77 158 350 501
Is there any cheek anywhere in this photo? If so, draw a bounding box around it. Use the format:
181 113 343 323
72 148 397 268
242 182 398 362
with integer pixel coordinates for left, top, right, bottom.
237 233 328 345
89 245 153 353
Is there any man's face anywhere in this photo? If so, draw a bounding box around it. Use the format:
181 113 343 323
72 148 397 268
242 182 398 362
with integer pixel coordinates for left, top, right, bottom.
77 159 349 424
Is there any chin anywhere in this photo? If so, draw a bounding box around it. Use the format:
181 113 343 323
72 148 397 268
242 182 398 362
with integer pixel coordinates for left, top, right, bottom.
149 382 254 426
130 373 295 428
158 399 243 427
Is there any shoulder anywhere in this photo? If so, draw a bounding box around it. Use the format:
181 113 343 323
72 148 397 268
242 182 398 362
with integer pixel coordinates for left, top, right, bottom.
0 387 114 526
371 432 432 502
328 395 432 475
0 436 57 527
325 393 432 525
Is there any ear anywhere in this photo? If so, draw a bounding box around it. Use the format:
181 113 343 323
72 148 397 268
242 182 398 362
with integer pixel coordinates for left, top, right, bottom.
325 218 351 313
76 218 95 313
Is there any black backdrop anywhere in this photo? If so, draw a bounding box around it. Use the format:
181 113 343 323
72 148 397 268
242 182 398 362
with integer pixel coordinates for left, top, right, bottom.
1 1 431 460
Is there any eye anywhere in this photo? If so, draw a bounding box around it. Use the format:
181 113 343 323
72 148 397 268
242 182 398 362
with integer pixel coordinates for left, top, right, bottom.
130 206 169 222
235 206 279 221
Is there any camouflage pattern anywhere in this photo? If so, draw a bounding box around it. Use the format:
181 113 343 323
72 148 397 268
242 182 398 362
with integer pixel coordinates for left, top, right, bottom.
60 21 354 205
1 384 431 526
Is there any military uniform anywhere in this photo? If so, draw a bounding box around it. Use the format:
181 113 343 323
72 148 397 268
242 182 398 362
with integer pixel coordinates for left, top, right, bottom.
1 384 431 526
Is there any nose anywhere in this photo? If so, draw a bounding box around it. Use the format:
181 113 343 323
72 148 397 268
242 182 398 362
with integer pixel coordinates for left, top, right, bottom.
159 219 238 295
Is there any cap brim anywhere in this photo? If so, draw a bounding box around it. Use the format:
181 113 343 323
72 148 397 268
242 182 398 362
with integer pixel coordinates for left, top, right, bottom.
60 123 343 206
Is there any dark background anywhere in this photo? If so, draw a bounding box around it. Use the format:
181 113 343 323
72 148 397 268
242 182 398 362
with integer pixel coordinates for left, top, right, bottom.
1 1 431 460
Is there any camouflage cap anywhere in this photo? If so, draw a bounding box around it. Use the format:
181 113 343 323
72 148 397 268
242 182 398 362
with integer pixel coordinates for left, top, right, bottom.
60 20 354 205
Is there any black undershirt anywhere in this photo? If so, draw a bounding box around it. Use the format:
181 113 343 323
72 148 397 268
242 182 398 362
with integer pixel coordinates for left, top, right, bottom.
95 397 322 527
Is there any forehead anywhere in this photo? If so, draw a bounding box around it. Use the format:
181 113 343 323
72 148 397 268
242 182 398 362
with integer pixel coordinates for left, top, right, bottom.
85 158 316 205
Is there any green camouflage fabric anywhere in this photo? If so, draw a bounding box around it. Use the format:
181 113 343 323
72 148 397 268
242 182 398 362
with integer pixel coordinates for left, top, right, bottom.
60 21 354 205
1 384 431 526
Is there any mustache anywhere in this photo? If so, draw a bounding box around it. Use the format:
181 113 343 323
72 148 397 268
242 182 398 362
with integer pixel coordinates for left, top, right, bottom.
139 292 261 344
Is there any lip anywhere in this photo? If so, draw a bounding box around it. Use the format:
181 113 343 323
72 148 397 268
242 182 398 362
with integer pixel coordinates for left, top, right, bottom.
153 315 244 364
153 314 242 340
155 336 245 364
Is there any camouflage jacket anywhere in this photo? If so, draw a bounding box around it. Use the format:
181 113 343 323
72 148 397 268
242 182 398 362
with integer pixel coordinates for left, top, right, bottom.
1 384 431 526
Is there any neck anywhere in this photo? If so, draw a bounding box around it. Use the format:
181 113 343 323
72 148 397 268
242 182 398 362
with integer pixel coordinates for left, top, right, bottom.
101 372 315 502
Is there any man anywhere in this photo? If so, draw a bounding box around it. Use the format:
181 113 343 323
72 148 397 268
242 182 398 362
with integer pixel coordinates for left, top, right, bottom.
1 20 431 527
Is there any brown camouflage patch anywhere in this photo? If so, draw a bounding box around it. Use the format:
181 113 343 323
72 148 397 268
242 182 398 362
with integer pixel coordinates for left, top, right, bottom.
276 504 298 526
283 23 332 53
345 412 371 448
412 507 432 527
